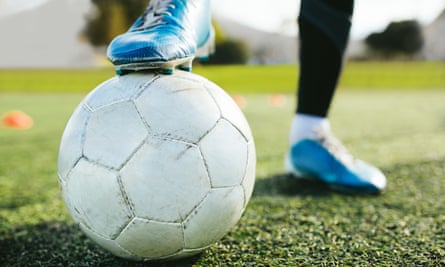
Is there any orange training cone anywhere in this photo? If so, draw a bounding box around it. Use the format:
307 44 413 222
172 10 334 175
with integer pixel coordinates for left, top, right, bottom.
232 94 247 109
268 94 286 107
1 110 34 129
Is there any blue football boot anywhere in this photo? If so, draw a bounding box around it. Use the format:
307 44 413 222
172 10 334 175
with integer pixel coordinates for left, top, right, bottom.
107 0 214 75
286 129 386 194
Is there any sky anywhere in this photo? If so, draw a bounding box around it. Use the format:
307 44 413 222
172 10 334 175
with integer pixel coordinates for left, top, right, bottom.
0 0 444 39
0 0 79 18
212 0 445 39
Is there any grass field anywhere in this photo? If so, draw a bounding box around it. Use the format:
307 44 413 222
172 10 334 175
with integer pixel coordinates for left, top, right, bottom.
1 62 445 93
1 63 445 266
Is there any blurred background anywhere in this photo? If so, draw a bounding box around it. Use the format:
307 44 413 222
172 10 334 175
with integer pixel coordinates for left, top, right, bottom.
0 0 444 68
2 2 445 266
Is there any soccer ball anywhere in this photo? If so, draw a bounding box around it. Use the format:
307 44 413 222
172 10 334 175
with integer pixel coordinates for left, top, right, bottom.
57 71 256 261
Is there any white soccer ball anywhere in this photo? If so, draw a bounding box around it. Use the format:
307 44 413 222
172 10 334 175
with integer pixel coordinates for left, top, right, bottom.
57 71 256 261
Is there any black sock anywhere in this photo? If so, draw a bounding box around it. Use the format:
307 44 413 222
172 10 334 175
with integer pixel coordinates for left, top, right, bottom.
296 0 354 117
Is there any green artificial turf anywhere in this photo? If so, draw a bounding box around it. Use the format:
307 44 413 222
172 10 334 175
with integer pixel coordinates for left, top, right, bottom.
1 61 444 94
0 64 444 266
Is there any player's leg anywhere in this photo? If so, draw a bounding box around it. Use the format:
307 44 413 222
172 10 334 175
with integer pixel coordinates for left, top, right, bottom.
286 0 386 194
107 0 214 75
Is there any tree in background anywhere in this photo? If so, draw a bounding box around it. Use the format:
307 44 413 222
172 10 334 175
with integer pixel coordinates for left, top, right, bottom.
365 20 424 58
83 0 147 46
200 21 249 65
201 39 249 65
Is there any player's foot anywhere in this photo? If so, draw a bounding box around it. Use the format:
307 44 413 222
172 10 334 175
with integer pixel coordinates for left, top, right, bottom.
107 0 214 75
285 127 386 194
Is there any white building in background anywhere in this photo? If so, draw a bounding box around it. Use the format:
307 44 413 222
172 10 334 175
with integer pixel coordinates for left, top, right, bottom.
0 0 97 68
423 9 445 60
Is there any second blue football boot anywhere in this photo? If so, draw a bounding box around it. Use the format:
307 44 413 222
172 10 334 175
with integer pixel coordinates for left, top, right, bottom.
286 128 387 194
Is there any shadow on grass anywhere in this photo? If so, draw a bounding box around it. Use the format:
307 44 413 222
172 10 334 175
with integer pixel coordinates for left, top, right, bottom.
0 222 202 267
253 173 332 197
252 157 445 198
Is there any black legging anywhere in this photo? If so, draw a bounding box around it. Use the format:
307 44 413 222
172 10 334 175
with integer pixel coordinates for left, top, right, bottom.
296 0 354 117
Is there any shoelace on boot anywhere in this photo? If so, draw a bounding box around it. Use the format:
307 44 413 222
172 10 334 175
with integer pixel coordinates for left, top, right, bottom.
313 129 355 166
134 0 176 30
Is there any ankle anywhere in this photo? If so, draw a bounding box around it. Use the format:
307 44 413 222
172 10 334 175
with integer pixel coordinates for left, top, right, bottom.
289 113 331 145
